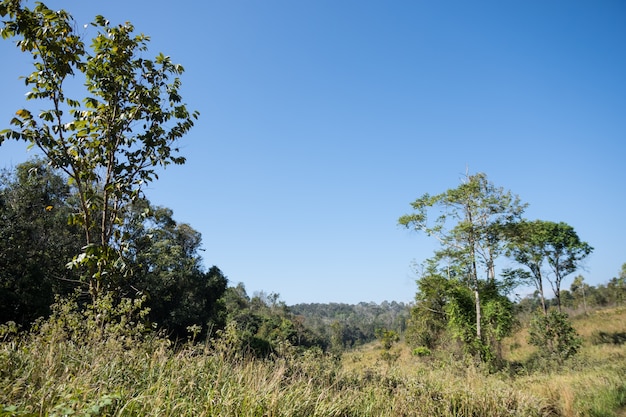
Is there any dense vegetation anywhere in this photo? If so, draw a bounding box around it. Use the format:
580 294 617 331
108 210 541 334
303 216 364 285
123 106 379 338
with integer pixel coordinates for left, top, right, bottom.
1 298 625 416
1 1 625 415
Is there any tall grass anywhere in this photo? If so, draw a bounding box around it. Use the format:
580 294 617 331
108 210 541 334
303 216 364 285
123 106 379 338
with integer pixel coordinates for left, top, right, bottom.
0 334 547 416
1 307 625 416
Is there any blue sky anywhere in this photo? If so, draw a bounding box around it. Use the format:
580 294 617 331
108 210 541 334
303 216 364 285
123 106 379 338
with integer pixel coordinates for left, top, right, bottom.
1 1 624 304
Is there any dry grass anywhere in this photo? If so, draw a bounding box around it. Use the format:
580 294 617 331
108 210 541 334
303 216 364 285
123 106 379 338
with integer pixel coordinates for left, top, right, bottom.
1 307 625 416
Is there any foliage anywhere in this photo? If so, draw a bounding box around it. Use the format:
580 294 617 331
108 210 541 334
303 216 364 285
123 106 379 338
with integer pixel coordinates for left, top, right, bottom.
608 263 626 306
399 172 525 358
215 286 324 357
376 329 400 366
0 161 226 339
506 220 593 313
411 346 432 356
0 160 82 326
528 309 582 364
376 329 400 350
29 292 154 348
291 300 409 350
2 305 626 416
404 259 450 349
117 199 228 340
404 259 516 362
0 0 199 301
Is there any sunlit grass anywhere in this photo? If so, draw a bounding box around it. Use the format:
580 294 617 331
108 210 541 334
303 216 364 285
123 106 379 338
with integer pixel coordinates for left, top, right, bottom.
1 307 625 416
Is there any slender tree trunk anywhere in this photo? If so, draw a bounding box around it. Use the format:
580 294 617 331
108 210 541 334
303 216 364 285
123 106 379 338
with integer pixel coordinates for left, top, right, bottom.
467 210 482 342
538 278 547 316
555 287 562 312
474 284 482 341
487 253 496 283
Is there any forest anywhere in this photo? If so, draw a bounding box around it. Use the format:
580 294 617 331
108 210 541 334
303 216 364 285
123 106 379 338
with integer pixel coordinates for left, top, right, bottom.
1 1 625 416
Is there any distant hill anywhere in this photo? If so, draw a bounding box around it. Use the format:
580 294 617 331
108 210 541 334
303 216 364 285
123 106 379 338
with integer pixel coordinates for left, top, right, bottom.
290 301 410 348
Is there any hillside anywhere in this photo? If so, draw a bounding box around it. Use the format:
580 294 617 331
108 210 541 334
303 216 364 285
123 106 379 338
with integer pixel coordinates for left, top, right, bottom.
2 305 625 416
340 306 626 416
290 301 410 348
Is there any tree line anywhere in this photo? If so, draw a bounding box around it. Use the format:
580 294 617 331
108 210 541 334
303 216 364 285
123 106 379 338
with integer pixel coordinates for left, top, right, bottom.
0 1 620 368
0 159 227 340
1 158 622 361
0 158 407 354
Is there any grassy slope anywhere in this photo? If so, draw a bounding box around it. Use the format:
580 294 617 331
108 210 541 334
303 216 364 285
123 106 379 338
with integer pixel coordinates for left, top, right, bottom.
1 307 625 416
344 306 626 417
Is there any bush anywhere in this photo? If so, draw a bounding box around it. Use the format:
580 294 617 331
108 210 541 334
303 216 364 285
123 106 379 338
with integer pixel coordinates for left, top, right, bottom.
528 310 581 363
412 346 432 357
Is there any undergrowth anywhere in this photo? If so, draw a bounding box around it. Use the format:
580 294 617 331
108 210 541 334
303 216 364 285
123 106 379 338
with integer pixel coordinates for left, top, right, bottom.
1 303 625 416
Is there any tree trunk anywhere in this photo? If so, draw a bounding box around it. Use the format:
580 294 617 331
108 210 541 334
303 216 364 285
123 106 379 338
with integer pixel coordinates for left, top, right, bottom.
474 286 482 341
467 208 482 342
538 278 547 316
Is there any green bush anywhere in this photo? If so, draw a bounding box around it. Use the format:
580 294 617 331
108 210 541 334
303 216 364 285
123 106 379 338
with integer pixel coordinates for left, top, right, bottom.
528 310 581 363
412 346 432 357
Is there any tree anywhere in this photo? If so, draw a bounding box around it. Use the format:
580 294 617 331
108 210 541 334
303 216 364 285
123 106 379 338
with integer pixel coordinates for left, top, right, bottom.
541 223 593 312
570 275 589 315
505 220 553 315
405 259 450 349
506 220 592 313
0 159 82 325
607 263 626 306
505 220 590 363
399 172 525 354
0 1 199 302
115 199 227 339
0 161 226 336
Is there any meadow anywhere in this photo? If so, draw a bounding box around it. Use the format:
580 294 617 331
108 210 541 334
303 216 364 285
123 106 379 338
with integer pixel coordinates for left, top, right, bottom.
1 306 625 417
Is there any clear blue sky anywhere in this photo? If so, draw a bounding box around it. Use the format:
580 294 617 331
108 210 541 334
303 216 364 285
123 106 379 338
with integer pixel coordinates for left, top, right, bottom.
1 1 624 304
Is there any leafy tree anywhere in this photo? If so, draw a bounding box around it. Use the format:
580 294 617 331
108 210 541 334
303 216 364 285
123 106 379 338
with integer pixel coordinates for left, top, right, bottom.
0 160 83 325
607 263 626 306
506 220 592 313
405 259 450 349
505 221 590 363
504 220 551 315
399 172 525 354
114 199 227 339
216 286 323 356
542 224 592 312
0 1 199 302
0 159 225 338
570 275 589 314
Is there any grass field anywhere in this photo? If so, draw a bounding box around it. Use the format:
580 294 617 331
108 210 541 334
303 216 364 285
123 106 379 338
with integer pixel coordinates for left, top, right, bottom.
1 307 625 416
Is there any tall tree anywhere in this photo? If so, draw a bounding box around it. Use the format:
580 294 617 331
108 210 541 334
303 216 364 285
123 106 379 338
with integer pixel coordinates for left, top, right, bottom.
541 222 593 312
504 220 552 315
506 220 592 313
0 1 198 301
119 200 228 339
570 275 589 315
607 263 626 306
0 159 82 325
0 162 226 335
399 172 525 349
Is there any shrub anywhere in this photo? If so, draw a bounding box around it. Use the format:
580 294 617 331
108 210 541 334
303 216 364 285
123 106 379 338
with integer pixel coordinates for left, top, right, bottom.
412 346 432 357
528 310 581 363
